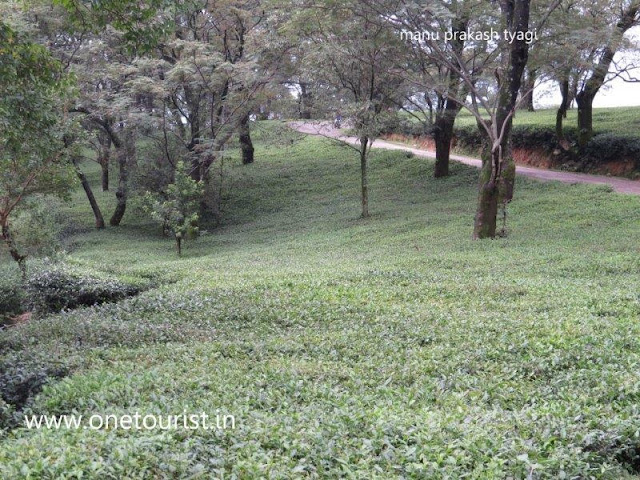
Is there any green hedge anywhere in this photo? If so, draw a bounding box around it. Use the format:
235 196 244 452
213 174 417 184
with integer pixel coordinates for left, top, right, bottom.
26 263 143 314
0 352 69 430
582 133 640 169
453 124 580 152
0 270 25 324
385 122 639 174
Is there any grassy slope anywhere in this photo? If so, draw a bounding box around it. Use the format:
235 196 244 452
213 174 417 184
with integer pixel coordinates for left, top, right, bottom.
1 124 640 478
454 106 640 137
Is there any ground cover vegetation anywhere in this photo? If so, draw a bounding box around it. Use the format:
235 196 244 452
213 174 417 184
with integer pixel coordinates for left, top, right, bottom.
1 130 640 478
1 0 640 477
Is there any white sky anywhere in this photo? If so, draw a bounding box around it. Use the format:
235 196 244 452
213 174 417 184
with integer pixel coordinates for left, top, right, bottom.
536 29 640 109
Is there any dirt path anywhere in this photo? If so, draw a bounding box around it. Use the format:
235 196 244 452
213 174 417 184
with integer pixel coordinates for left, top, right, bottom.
290 121 640 195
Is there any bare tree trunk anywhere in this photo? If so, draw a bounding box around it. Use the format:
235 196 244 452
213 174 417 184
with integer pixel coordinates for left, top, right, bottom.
101 161 109 192
239 114 255 165
519 67 536 112
359 137 369 218
109 131 134 227
1 221 27 280
433 17 467 178
73 159 105 229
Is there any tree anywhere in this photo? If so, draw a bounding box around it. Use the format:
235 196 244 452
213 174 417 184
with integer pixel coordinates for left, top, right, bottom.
573 0 640 147
371 0 560 237
0 22 75 277
143 161 203 255
298 1 405 218
29 1 140 227
472 0 535 239
394 0 478 178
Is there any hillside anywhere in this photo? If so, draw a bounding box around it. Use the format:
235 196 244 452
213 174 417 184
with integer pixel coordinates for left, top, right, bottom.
1 125 640 478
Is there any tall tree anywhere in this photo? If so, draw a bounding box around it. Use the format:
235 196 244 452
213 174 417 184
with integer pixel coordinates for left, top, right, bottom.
378 0 559 237
473 0 533 239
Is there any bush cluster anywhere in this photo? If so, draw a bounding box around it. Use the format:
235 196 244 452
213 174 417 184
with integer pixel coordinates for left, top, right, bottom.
384 121 639 174
0 274 25 323
26 263 143 314
582 133 640 169
0 352 69 430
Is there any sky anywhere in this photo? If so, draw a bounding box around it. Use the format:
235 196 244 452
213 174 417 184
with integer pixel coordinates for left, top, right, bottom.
536 29 640 109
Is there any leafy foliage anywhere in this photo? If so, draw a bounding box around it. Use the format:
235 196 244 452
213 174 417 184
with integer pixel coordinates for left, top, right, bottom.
0 351 69 430
0 130 639 477
0 269 25 323
0 21 76 274
0 23 74 194
143 161 203 255
26 261 143 314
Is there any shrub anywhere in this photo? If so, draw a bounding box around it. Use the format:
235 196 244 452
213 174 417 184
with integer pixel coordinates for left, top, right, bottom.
26 262 142 314
10 195 68 257
0 269 25 324
0 397 13 433
0 352 69 430
453 125 484 151
582 133 640 168
142 161 203 255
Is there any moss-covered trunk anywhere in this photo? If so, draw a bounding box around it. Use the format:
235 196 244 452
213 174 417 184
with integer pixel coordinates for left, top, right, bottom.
473 0 529 239
473 147 516 239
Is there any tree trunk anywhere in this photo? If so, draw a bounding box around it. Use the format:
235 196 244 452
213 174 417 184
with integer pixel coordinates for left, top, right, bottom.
433 112 456 178
359 137 369 218
98 134 111 191
101 161 109 192
473 151 499 239
109 131 134 227
299 83 313 120
555 78 570 142
1 221 27 280
473 0 530 239
433 17 467 178
573 3 638 149
239 114 255 165
74 160 105 229
576 91 595 148
520 68 536 112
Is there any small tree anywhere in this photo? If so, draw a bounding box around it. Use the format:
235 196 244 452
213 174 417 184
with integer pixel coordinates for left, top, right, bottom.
0 22 75 278
298 2 405 218
143 162 203 255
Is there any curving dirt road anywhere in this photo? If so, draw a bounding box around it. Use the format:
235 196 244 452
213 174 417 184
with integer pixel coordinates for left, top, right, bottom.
290 121 640 195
